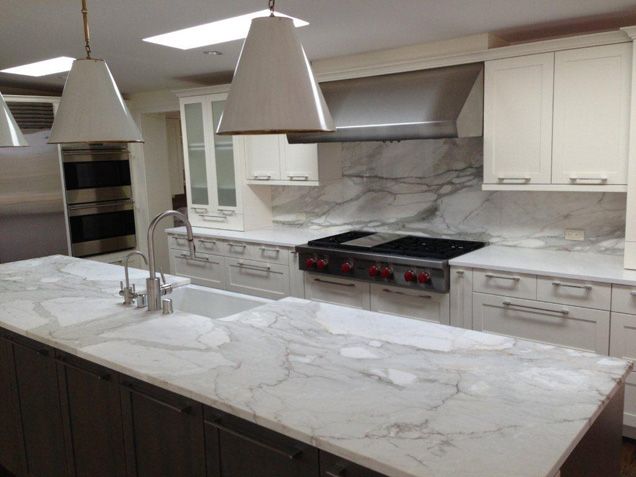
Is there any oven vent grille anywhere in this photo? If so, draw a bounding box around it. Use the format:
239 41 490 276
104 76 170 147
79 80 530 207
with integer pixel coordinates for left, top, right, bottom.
6 102 55 130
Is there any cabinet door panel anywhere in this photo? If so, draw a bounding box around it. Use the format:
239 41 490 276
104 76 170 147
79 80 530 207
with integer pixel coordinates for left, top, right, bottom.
0 337 25 476
181 100 211 208
280 137 319 182
304 273 371 309
13 340 68 477
171 250 226 289
120 378 205 477
226 258 290 299
244 135 281 181
205 408 318 477
552 43 631 185
57 353 126 477
370 284 449 324
484 53 554 185
472 293 609 354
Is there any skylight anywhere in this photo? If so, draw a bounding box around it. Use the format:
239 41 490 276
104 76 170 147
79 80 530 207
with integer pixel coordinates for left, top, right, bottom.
143 9 309 50
0 57 75 77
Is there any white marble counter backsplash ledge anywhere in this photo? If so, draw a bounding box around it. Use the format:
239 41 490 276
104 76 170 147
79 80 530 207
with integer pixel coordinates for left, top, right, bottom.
270 139 626 254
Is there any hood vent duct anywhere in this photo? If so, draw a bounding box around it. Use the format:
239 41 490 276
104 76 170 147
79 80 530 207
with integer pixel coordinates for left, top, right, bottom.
287 62 484 143
7 102 55 131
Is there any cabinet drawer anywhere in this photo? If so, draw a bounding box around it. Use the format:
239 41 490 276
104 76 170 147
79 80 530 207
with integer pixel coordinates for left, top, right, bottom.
611 285 636 314
195 237 225 255
473 293 610 354
226 258 290 299
370 284 449 324
304 273 370 310
169 234 191 251
537 277 610 309
474 270 537 299
172 251 226 289
223 241 290 266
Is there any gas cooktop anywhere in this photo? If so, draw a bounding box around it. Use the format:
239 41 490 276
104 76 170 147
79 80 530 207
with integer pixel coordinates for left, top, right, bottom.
298 231 485 293
307 231 484 260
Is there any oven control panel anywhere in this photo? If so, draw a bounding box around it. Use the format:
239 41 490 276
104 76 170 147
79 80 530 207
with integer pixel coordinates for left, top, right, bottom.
298 250 449 293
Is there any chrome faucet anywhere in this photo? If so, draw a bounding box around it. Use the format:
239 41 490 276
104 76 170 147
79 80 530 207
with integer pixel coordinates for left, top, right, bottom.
119 250 148 305
146 210 196 311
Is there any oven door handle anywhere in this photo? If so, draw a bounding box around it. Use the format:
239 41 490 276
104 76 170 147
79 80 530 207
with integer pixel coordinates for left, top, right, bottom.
68 199 134 216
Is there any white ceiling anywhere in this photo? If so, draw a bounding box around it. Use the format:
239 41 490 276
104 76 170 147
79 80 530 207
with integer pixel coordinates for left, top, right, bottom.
2 0 636 94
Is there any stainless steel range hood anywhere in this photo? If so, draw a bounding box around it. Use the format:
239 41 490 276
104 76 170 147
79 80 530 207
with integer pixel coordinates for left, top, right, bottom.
287 62 484 143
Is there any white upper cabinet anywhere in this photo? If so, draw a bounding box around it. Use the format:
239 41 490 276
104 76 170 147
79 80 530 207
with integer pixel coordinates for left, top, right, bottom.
483 42 632 192
484 53 555 186
552 43 632 186
244 135 340 186
178 89 272 231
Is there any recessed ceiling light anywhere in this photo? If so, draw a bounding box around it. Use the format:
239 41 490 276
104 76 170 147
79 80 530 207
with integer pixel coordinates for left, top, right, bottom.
203 50 223 55
143 9 308 50
0 56 75 77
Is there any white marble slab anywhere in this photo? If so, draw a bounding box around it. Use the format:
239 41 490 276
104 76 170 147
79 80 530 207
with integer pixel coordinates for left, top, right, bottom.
165 225 329 248
0 255 631 477
450 245 636 286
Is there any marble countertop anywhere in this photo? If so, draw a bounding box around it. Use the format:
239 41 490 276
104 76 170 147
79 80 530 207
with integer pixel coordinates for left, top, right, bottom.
165 226 327 248
450 246 636 286
0 255 631 477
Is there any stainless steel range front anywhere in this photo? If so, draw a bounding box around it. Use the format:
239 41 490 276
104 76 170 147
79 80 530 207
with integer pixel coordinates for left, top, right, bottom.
297 231 485 293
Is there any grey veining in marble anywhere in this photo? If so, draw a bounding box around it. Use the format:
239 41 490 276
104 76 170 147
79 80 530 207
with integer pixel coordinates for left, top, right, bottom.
271 139 626 254
0 255 631 477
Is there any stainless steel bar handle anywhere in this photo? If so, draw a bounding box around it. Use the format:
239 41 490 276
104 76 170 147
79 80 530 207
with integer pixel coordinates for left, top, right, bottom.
569 176 608 183
238 262 271 272
259 246 280 254
287 174 309 181
178 253 216 264
314 278 355 287
228 243 247 249
502 300 569 315
382 288 432 299
192 207 208 214
202 215 227 222
252 175 272 180
198 239 217 246
552 281 592 290
219 209 235 216
485 273 521 281
497 176 530 183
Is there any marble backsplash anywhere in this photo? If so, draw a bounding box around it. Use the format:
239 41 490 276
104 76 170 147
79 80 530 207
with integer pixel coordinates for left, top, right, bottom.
270 138 627 254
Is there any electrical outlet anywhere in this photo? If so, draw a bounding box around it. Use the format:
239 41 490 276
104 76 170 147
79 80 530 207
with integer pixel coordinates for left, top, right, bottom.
565 229 585 241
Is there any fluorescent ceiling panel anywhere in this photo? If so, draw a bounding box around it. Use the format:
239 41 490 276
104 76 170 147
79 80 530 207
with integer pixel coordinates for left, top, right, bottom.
0 56 75 77
143 9 309 50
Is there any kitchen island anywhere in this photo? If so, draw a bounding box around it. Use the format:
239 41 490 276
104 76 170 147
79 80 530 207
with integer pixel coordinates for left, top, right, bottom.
0 255 631 477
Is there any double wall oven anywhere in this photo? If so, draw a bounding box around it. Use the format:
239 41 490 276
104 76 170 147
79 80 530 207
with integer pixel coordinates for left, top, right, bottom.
62 144 136 257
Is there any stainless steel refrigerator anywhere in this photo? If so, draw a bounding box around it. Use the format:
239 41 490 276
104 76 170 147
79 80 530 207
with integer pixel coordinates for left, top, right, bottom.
0 128 70 262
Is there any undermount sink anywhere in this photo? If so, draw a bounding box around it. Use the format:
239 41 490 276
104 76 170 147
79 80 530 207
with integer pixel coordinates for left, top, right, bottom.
169 284 271 319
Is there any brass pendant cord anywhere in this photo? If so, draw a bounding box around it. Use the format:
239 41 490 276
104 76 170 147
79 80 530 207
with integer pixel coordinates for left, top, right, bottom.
81 0 92 59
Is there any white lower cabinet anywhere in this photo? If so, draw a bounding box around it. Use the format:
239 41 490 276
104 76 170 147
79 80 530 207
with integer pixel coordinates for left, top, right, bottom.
609 312 636 434
472 293 610 354
370 284 449 324
450 268 473 328
226 258 290 299
170 251 226 289
304 274 371 310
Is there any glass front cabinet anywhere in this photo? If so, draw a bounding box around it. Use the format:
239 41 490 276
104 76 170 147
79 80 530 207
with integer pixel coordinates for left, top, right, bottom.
178 89 272 231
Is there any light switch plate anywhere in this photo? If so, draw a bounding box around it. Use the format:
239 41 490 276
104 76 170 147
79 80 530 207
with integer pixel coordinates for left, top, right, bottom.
565 229 585 241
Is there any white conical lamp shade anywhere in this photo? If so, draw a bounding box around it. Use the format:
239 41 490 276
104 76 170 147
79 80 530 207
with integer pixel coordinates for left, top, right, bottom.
49 58 142 143
0 93 28 147
217 16 334 135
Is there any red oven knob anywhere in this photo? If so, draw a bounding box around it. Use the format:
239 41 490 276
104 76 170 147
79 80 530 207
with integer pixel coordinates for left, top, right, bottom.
418 272 431 284
380 266 393 279
368 265 379 277
305 258 316 269
404 270 417 282
317 259 329 270
340 261 353 273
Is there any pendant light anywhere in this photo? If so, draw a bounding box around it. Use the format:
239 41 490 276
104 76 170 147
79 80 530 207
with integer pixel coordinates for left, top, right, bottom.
217 0 334 135
48 0 142 143
0 93 28 147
